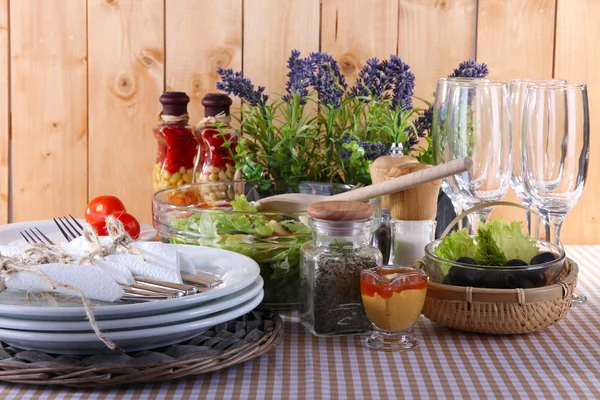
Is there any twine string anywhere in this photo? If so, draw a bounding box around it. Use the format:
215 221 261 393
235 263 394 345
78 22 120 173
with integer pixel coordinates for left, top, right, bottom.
0 255 116 350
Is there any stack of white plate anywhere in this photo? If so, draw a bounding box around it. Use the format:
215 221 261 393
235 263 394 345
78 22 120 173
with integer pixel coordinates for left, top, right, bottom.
0 220 263 354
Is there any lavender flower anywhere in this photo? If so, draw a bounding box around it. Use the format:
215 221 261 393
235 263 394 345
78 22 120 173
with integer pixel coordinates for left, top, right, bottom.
216 67 269 107
308 52 348 108
383 55 415 111
350 57 392 99
414 105 433 137
449 59 489 78
283 50 313 105
340 135 389 160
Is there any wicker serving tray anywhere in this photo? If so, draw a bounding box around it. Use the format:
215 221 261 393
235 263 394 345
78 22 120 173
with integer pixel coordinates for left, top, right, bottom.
0 307 282 388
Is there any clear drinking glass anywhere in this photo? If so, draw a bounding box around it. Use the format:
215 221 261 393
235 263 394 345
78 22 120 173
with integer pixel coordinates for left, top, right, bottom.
390 220 436 266
509 79 567 235
521 83 589 306
521 83 590 243
442 81 511 231
432 77 492 224
360 266 428 352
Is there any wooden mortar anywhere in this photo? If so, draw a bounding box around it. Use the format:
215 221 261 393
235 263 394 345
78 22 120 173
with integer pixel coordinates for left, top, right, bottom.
386 162 441 221
369 155 417 209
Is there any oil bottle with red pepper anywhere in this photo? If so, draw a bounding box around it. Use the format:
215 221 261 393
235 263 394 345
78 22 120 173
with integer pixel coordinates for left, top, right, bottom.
152 92 198 192
193 93 240 203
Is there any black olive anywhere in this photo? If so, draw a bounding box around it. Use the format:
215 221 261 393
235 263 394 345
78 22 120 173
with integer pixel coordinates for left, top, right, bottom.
530 252 557 265
457 257 477 265
504 259 528 266
443 275 453 285
447 266 478 286
482 271 518 289
522 270 547 286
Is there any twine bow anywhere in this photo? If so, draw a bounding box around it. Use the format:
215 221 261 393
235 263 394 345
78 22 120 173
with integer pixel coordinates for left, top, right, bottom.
196 112 230 130
157 112 189 123
79 216 145 265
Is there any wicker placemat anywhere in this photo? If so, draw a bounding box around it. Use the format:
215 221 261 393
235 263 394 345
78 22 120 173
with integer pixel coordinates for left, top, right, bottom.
0 307 282 388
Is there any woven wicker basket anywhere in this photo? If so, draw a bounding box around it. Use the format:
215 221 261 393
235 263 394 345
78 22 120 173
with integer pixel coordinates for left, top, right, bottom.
420 257 578 334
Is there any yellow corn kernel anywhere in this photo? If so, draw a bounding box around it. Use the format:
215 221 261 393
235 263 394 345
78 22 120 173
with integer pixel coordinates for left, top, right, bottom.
183 173 192 183
209 173 218 182
162 170 171 180
169 172 182 184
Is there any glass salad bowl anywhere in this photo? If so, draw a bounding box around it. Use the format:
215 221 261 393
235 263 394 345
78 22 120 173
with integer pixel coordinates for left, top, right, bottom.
152 181 381 309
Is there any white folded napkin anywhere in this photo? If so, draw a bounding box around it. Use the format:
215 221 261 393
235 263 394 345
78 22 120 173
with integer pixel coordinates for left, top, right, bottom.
4 263 125 302
104 242 185 284
60 238 194 284
0 245 24 258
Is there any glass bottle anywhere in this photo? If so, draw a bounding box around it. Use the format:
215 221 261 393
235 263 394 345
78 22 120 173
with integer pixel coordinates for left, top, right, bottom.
300 201 383 337
153 92 198 192
194 94 240 191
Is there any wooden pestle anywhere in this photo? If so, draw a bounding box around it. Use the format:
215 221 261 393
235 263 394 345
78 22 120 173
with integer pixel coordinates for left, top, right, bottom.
369 155 417 209
386 162 441 221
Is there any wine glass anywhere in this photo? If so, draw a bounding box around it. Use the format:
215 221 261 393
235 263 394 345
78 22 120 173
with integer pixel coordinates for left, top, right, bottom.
521 83 589 305
442 81 511 231
509 79 566 236
432 77 492 226
521 83 589 242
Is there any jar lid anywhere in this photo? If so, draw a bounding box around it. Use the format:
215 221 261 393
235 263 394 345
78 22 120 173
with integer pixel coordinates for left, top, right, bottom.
202 93 233 117
159 92 190 117
308 201 374 222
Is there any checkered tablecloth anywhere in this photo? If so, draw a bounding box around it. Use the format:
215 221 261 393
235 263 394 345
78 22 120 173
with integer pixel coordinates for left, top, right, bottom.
0 246 599 399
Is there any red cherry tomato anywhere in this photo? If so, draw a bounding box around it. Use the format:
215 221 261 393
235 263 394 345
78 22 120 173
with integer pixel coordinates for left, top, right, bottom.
91 219 108 236
85 196 126 224
110 211 141 239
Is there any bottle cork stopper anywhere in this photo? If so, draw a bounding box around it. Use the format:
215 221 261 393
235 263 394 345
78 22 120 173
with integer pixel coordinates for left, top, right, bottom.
308 201 374 222
202 93 233 117
159 92 190 117
386 163 441 221
369 155 418 208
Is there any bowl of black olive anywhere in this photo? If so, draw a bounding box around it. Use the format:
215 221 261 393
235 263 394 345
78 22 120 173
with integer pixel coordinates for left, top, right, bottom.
424 239 566 289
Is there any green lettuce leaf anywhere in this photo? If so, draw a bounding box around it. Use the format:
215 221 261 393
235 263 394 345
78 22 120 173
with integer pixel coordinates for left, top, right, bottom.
230 195 257 212
479 219 538 263
434 228 476 262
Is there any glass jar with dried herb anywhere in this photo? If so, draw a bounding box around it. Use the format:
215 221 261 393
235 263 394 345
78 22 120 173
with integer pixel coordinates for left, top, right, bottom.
300 201 383 336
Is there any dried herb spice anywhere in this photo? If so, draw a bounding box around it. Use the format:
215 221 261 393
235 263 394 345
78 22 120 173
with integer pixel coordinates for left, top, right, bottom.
309 254 378 335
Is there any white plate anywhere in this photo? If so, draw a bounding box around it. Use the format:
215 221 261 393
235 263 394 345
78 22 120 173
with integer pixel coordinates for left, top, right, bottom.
0 219 155 247
0 277 263 332
0 221 260 320
0 290 264 354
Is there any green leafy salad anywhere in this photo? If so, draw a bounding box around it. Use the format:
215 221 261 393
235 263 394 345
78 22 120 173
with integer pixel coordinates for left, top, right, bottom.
434 219 539 273
169 195 312 305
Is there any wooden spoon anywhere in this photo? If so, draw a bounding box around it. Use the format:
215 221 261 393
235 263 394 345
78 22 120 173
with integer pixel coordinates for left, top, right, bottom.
255 157 472 212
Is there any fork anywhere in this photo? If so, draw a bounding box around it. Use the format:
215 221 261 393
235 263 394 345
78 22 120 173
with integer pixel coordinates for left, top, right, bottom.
53 216 223 288
19 227 196 302
53 215 83 242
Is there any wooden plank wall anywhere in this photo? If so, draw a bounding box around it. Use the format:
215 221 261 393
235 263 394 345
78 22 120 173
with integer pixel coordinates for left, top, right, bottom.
1 0 598 244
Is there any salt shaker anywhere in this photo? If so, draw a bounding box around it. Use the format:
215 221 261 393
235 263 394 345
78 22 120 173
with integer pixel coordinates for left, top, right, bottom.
300 201 383 337
386 162 440 266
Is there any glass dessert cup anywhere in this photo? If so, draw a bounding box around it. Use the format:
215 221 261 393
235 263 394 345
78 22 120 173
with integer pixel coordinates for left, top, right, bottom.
360 266 428 352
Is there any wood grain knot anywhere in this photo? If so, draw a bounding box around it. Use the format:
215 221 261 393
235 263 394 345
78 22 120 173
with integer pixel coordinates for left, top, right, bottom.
339 53 359 75
105 0 117 5
51 121 61 129
435 0 449 10
112 73 137 100
209 48 234 74
136 48 163 68
192 74 204 97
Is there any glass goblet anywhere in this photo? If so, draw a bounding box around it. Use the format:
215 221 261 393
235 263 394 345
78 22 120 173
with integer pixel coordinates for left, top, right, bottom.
360 266 428 352
509 79 566 236
443 81 511 232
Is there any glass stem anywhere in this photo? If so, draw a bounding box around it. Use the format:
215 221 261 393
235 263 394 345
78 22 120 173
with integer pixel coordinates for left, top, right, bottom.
546 213 566 245
466 210 490 235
